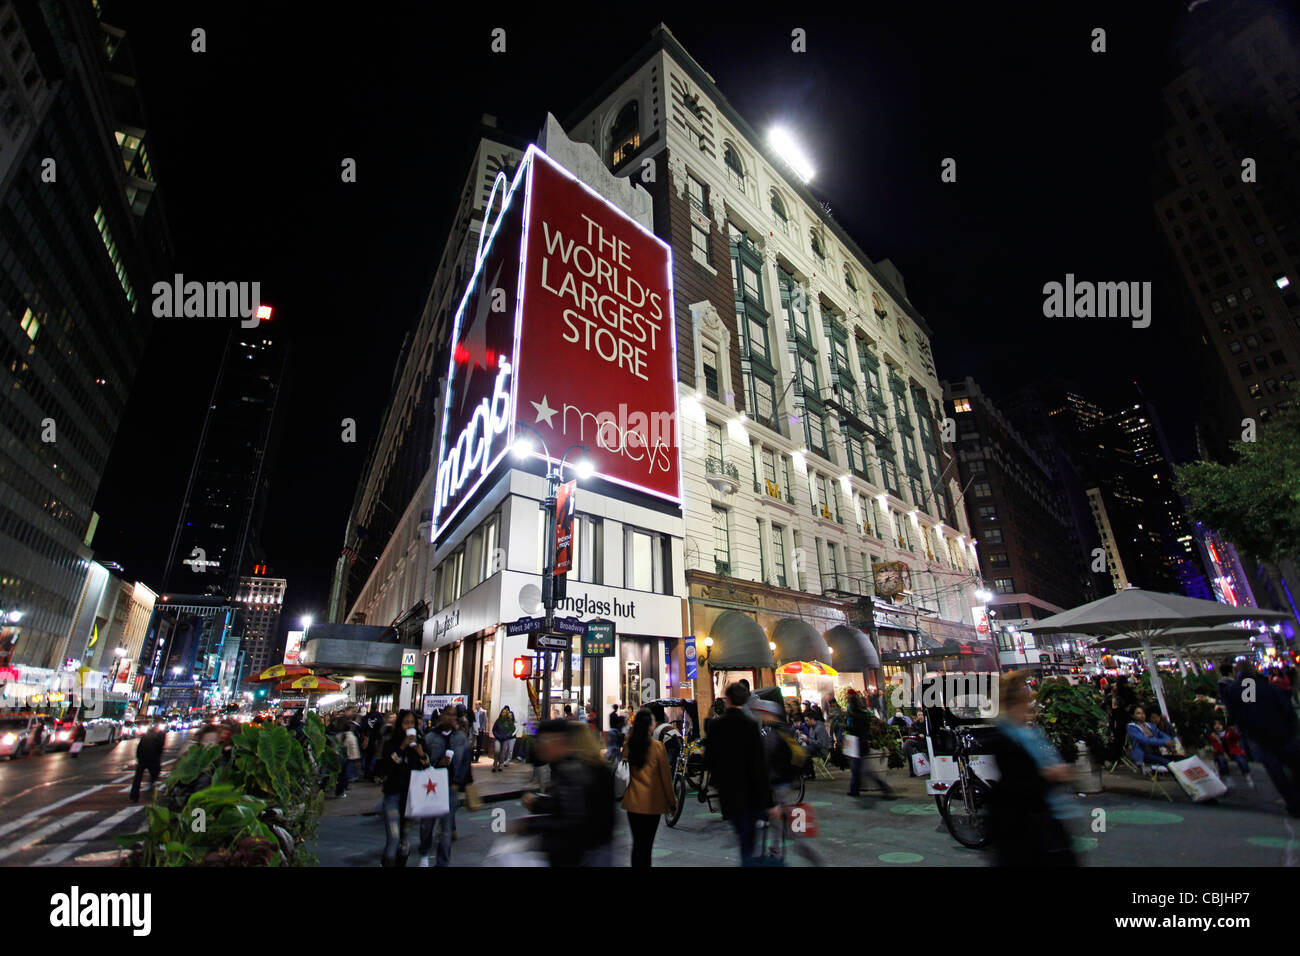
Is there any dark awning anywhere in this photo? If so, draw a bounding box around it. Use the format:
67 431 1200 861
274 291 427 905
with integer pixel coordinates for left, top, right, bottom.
823 625 881 671
771 618 831 665
707 610 774 669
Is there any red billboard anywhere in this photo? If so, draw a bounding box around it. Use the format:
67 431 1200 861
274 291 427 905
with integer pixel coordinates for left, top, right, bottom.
554 479 577 575
434 146 680 541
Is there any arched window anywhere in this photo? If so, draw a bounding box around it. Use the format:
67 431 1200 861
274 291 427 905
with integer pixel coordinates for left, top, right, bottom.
764 191 785 227
810 229 825 262
871 291 887 318
610 101 640 168
843 264 858 294
723 143 745 188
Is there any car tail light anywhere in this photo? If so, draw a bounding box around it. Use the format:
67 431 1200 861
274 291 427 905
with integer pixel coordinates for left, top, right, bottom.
1 733 15 745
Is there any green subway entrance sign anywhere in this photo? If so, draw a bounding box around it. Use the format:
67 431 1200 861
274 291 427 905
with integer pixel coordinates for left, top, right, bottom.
583 620 615 658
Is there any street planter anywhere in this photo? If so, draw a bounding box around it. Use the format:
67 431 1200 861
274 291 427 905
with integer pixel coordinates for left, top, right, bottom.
1074 740 1103 793
862 749 889 774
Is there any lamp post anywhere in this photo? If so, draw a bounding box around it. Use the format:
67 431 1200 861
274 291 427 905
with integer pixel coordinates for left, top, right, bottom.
513 422 592 720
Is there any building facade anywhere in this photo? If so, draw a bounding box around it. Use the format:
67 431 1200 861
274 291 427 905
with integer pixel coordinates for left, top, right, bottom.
235 569 285 677
0 0 171 689
162 327 287 599
562 25 993 710
943 377 1092 672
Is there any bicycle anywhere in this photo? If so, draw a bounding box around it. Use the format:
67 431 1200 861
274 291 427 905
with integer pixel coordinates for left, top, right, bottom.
936 727 992 849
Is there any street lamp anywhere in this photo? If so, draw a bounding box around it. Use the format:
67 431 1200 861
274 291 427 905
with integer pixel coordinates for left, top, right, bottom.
512 421 593 719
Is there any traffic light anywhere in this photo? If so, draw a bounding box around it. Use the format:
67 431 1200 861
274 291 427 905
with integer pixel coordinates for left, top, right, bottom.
513 656 533 679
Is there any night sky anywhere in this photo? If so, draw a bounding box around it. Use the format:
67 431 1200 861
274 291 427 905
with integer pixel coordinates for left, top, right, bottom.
91 2 1235 631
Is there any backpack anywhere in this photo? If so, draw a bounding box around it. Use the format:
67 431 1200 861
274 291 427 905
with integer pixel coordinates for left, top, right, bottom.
768 726 807 781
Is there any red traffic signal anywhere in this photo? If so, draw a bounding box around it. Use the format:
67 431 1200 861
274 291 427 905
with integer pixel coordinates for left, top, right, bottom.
513 656 533 679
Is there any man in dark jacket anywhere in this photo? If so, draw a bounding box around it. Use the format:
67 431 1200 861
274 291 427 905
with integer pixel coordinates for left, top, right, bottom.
846 694 897 799
129 720 166 803
703 683 777 865
1224 661 1300 817
518 720 615 866
418 706 470 866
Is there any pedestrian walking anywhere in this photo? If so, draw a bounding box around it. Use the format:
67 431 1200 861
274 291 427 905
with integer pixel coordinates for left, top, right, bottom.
985 671 1077 867
845 693 896 799
703 682 777 866
377 709 429 866
1224 660 1300 817
516 719 615 866
492 707 515 772
418 706 469 867
129 719 166 803
621 708 676 867
473 700 488 761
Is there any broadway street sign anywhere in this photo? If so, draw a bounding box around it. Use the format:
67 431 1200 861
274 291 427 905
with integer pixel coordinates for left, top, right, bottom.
554 617 586 635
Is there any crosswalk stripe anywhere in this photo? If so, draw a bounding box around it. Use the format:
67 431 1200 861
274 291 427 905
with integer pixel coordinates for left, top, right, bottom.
0 787 105 840
31 806 144 866
0 811 94 862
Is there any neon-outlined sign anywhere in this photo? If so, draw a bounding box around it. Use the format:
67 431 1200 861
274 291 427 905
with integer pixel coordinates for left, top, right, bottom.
432 145 682 544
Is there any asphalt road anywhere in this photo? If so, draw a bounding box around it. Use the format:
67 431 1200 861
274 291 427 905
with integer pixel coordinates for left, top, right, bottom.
0 730 190 866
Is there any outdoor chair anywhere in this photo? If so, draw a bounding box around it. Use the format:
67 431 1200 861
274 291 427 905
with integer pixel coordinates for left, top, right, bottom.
1108 738 1174 802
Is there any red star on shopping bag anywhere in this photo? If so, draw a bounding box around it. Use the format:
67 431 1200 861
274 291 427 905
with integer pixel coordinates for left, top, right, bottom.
425 778 438 795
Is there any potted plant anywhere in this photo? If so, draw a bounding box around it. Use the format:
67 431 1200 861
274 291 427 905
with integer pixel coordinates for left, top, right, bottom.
1034 678 1110 792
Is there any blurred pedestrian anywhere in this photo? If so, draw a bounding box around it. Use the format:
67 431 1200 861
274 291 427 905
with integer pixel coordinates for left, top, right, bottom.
704 682 777 866
473 700 488 761
621 708 676 867
1224 660 1300 817
846 693 896 799
517 719 615 865
985 671 1077 867
129 719 166 803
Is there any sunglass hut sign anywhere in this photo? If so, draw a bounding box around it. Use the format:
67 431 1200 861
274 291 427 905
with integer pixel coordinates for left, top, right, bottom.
433 147 681 541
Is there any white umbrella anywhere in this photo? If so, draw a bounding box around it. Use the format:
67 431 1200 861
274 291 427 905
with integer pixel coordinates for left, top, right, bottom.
1023 588 1290 721
1089 625 1257 677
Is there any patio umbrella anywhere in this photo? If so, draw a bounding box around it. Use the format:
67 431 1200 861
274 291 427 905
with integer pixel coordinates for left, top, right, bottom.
1023 588 1290 721
273 675 342 693
250 663 313 683
779 661 838 677
1089 625 1257 677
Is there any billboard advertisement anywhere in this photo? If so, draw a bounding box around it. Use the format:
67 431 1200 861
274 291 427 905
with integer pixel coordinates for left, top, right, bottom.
283 630 304 666
554 479 576 575
433 145 680 542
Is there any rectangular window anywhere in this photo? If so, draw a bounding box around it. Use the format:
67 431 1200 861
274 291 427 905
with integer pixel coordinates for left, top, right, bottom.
708 420 724 463
624 526 668 593
771 524 787 587
712 507 731 574
749 372 776 427
692 225 709 264
994 577 1015 594
987 552 1011 568
702 344 720 399
757 519 768 582
805 410 827 454
687 174 707 214
982 528 1003 544
977 505 998 523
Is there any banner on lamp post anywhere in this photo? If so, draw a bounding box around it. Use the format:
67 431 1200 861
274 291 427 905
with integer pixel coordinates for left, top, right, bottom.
555 480 577 576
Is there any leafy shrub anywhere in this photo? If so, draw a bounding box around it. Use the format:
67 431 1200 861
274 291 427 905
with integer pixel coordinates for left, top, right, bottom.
1035 679 1111 763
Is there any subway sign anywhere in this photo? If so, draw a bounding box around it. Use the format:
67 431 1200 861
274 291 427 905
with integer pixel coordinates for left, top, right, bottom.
433 145 680 542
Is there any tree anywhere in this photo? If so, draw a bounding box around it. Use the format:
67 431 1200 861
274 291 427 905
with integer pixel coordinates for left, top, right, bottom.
1174 387 1300 565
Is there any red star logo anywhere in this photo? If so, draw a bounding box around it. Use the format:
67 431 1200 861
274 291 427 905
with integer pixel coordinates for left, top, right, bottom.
425 779 438 795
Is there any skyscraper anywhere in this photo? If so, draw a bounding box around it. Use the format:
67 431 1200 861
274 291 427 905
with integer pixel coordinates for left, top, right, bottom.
0 0 171 695
161 326 287 600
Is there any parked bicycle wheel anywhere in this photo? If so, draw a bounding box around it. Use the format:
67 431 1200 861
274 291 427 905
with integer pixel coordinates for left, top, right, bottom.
665 774 686 827
941 777 991 849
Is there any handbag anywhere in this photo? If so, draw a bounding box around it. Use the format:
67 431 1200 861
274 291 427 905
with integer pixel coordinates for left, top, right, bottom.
842 733 860 759
613 759 630 799
406 767 450 818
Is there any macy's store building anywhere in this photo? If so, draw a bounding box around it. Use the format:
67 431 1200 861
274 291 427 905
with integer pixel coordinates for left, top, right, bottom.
423 133 688 732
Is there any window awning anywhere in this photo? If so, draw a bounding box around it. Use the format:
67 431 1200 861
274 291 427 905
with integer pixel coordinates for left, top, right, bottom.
823 624 881 671
771 617 831 666
707 610 774 669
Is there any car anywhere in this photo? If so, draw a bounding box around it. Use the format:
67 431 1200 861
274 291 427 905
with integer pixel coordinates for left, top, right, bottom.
45 709 121 751
0 715 49 759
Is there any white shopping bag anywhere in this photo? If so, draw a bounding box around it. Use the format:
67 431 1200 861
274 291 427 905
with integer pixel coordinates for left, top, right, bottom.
842 734 860 759
911 751 930 776
406 767 450 818
1168 755 1227 802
